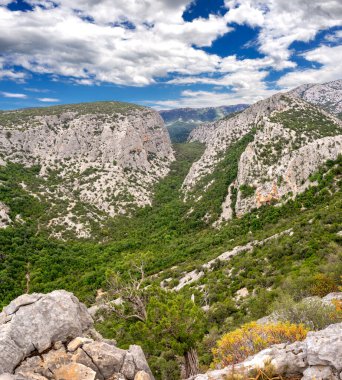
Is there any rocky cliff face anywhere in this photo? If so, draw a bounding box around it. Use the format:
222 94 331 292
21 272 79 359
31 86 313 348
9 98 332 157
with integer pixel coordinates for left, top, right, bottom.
0 290 154 380
289 79 342 116
185 87 342 225
0 102 174 237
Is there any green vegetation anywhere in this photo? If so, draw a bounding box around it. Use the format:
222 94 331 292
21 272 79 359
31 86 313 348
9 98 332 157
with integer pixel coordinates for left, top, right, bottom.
271 96 342 138
0 101 143 128
166 121 199 143
0 139 341 379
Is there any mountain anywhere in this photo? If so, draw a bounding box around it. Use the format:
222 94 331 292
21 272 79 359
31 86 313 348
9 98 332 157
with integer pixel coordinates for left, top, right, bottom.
185 90 342 225
289 79 342 117
0 101 174 237
0 81 342 380
159 104 248 143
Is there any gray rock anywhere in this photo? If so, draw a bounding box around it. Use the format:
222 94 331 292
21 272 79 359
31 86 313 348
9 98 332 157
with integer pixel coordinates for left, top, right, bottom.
302 366 338 380
306 323 342 371
82 341 126 378
0 290 92 374
129 345 154 380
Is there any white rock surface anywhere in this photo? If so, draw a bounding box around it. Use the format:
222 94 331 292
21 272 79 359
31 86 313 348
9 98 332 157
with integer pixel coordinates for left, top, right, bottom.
0 202 11 228
0 103 174 237
290 79 342 115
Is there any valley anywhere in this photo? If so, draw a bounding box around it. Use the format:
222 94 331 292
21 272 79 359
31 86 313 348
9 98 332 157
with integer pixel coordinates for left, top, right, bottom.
0 80 341 380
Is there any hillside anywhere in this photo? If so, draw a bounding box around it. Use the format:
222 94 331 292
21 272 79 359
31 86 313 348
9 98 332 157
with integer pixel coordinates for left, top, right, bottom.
290 79 342 117
0 82 341 380
159 105 248 143
186 91 342 225
0 102 174 238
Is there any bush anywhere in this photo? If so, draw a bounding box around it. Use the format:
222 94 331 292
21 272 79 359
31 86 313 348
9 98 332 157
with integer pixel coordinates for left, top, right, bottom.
271 294 341 330
213 321 308 367
310 273 338 297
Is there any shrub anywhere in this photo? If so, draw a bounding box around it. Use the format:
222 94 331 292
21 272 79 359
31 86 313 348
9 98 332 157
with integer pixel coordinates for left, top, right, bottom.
309 273 338 297
213 321 308 367
271 294 341 330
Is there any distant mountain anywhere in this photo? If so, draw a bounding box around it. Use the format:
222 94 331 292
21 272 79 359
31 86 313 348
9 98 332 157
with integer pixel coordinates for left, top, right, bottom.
289 79 342 117
159 104 249 142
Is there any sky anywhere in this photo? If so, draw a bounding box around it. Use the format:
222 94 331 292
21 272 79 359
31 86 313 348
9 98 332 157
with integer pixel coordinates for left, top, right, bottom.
0 0 341 110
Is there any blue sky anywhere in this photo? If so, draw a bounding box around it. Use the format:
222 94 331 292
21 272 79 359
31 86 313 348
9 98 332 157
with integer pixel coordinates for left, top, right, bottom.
0 0 341 110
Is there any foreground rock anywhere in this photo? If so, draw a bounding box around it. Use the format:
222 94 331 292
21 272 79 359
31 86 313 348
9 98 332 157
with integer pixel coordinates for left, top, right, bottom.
191 323 342 380
0 290 154 380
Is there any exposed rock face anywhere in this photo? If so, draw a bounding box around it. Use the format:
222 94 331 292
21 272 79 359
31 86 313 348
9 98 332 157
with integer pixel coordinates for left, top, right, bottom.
290 79 342 116
0 202 11 228
185 87 342 224
0 290 154 380
0 102 174 237
190 323 342 380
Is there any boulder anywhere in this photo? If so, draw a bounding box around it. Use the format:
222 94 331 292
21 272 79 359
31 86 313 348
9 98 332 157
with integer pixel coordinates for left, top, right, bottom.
0 290 92 374
0 291 154 380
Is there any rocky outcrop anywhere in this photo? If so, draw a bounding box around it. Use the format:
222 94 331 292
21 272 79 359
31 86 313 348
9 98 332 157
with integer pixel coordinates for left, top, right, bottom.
185 85 342 224
290 79 342 116
0 202 11 228
0 290 154 380
191 323 342 380
0 102 174 237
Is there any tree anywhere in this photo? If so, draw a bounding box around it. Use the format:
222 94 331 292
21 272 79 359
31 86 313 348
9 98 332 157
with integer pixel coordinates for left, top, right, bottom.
105 266 207 379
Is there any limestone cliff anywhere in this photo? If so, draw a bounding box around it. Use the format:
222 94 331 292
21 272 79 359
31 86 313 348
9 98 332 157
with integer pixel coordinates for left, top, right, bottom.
0 102 174 237
289 79 342 116
185 86 342 224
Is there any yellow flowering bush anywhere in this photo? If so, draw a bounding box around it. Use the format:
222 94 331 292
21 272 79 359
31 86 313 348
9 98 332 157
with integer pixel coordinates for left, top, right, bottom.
213 322 308 367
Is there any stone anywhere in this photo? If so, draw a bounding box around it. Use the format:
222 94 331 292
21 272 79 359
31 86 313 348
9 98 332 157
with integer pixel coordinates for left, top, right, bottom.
129 345 154 379
302 366 338 380
82 341 126 379
306 323 342 371
120 353 136 380
53 363 96 380
134 371 151 380
0 290 92 374
67 337 93 352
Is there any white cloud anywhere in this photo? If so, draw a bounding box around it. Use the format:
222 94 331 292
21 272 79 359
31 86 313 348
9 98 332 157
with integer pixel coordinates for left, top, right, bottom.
0 1 227 86
1 91 27 98
150 84 278 109
278 45 342 89
37 97 60 102
225 0 342 68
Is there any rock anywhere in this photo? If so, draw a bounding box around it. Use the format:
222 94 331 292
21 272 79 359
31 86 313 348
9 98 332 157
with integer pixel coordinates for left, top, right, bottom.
129 345 153 379
53 363 96 380
302 366 338 380
0 202 11 229
67 337 92 352
82 341 126 379
191 323 342 380
322 292 342 304
306 323 342 371
0 290 92 374
0 291 154 380
134 371 151 380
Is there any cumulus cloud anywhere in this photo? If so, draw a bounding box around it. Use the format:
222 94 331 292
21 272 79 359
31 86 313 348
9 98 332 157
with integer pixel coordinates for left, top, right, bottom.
0 0 341 106
225 0 342 68
1 91 27 98
278 45 342 88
